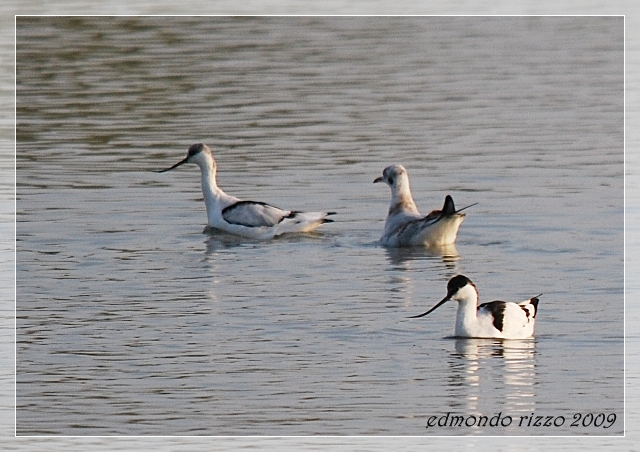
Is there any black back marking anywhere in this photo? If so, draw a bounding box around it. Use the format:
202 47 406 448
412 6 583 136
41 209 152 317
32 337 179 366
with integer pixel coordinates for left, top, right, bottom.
221 200 282 227
222 200 270 214
478 300 507 332
284 210 299 220
526 297 540 318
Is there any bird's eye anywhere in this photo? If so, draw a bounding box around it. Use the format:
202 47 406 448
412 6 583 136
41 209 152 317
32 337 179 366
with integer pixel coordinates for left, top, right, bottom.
388 177 394 184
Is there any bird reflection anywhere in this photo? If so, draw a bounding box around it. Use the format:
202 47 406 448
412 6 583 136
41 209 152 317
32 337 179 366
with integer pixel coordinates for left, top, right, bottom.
203 228 249 254
383 244 460 311
448 338 536 423
384 243 460 270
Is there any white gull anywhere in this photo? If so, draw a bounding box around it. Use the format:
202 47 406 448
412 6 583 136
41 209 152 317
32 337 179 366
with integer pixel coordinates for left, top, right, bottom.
374 164 475 247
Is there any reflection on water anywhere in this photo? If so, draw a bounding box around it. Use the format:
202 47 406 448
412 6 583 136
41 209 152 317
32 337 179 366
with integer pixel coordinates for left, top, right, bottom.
203 228 257 253
451 338 536 427
384 243 460 269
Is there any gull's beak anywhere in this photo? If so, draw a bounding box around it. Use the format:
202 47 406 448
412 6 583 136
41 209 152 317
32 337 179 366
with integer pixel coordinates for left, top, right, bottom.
373 176 384 184
408 295 451 318
155 156 189 173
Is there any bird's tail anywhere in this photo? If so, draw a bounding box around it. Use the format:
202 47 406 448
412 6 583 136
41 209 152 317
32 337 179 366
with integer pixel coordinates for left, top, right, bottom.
442 195 456 215
321 212 336 224
519 294 541 319
441 195 478 216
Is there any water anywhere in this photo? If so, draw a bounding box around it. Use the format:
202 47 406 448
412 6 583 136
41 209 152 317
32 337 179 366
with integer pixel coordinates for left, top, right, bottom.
16 16 623 436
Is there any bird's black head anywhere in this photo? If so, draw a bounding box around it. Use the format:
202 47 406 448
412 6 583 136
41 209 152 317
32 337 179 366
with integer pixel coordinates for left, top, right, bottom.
187 143 207 158
447 275 473 297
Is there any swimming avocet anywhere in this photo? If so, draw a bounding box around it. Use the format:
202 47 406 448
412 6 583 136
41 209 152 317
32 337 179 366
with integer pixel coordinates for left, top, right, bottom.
374 165 476 247
409 275 540 339
156 143 335 239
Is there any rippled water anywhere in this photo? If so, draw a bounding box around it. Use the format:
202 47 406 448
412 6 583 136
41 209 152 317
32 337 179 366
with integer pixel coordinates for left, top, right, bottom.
16 17 623 435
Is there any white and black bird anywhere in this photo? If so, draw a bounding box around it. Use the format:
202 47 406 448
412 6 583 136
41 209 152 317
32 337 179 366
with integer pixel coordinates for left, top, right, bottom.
157 143 335 239
374 164 475 247
409 275 540 339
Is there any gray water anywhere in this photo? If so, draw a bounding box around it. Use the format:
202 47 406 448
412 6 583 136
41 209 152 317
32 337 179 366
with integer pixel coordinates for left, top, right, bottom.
16 16 623 436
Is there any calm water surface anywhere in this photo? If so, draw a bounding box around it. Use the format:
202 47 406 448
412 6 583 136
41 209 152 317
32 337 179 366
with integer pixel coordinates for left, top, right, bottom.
16 17 623 435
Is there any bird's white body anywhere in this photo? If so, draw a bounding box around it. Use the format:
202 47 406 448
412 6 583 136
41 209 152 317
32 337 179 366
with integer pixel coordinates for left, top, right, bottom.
381 208 465 247
374 165 468 247
158 143 334 239
410 275 539 339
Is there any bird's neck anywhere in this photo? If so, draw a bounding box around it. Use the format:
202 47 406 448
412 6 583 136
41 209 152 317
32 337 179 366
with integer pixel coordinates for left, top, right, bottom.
389 186 418 215
199 165 224 214
455 298 479 336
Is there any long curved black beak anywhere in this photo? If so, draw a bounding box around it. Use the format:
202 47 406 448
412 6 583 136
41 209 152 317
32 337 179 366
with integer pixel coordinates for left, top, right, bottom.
155 156 189 173
373 176 383 183
408 295 451 318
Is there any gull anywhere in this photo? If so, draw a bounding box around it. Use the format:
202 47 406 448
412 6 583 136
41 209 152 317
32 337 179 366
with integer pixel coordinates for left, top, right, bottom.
374 164 476 247
409 275 540 339
157 143 335 239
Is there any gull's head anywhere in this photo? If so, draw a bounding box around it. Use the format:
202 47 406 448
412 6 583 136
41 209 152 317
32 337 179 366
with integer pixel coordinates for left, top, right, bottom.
408 274 478 319
373 164 410 191
156 143 216 173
